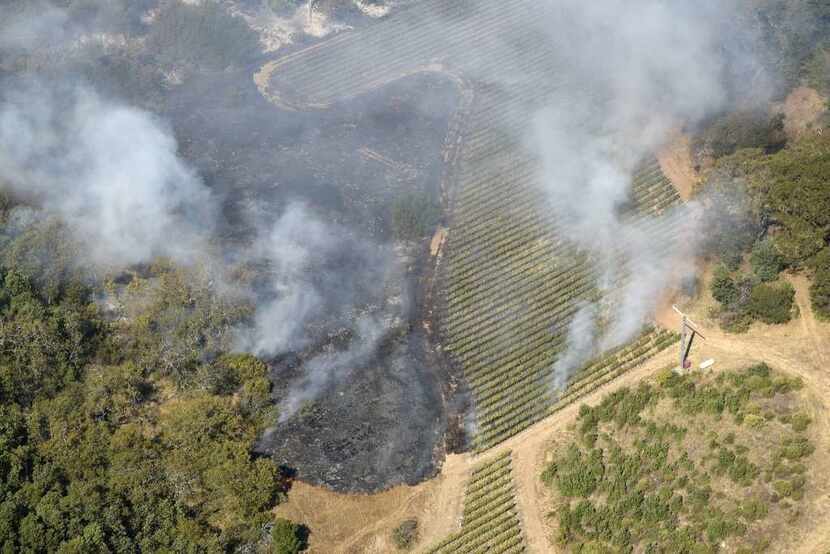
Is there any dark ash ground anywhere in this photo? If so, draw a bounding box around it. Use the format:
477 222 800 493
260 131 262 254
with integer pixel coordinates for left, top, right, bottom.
163 69 468 492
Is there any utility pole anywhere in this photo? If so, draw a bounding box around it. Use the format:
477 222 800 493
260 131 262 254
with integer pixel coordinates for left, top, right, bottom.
672 305 705 373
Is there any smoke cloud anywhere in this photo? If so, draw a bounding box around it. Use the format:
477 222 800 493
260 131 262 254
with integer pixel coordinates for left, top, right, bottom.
530 0 767 383
0 79 215 267
235 202 394 356
0 73 395 419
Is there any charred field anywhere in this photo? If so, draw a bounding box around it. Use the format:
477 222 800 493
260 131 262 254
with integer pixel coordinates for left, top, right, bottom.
162 69 470 492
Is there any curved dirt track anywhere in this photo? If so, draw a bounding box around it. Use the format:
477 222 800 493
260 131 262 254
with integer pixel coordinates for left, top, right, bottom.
678 273 830 554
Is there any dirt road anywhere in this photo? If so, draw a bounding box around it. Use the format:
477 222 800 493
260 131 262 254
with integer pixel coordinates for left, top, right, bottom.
499 272 830 553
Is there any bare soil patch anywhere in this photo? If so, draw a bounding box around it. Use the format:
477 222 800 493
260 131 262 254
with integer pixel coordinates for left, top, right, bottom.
774 86 828 140
658 130 699 200
673 270 830 554
274 453 471 553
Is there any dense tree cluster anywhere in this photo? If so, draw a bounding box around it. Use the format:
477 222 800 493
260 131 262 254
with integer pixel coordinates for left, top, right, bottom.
748 0 830 91
0 200 297 552
699 122 829 328
692 0 830 328
390 192 441 241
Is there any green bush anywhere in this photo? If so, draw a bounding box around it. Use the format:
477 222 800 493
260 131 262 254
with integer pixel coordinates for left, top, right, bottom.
773 480 793 498
550 444 605 497
790 413 812 432
271 518 307 554
711 264 739 305
695 110 786 158
757 136 830 264
739 498 768 522
751 239 786 282
778 437 815 460
747 281 795 324
391 519 419 550
810 248 830 320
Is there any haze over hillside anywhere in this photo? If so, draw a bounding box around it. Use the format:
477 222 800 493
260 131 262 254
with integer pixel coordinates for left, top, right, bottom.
0 1 828 552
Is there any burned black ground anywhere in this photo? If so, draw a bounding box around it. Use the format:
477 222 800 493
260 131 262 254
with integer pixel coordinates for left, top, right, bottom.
161 70 467 492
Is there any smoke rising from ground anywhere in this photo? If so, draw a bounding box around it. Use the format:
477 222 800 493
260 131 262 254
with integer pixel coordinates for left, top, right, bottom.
530 0 767 385
234 202 396 421
0 79 215 268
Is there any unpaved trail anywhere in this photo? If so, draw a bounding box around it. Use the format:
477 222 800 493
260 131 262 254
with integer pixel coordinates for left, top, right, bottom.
407 453 470 553
273 453 473 553
789 273 827 366
448 271 830 553
255 46 830 552
275 290 830 553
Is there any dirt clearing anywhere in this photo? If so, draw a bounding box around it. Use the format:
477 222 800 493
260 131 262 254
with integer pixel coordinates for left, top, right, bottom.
658 130 699 200
274 453 472 553
775 86 828 140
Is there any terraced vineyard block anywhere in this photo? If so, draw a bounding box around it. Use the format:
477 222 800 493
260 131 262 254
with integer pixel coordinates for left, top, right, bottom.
427 451 526 554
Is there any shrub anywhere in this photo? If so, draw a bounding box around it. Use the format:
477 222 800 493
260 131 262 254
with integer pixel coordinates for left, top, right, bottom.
750 239 785 282
773 480 793 498
810 248 830 320
779 437 815 461
391 519 419 550
747 281 795 324
271 518 307 554
711 265 739 305
743 414 765 429
552 445 605 497
758 135 830 263
695 109 786 158
790 413 812 432
739 498 768 522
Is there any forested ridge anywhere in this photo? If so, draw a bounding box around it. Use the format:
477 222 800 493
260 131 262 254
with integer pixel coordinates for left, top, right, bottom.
0 198 299 552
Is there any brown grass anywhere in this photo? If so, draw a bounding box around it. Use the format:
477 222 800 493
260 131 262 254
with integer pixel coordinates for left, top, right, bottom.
658 129 700 201
774 86 828 141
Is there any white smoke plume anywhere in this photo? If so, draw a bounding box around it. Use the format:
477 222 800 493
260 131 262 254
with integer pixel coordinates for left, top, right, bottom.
0 80 215 268
236 203 333 357
0 75 395 419
233 201 399 421
551 302 598 392
531 0 767 382
276 313 386 422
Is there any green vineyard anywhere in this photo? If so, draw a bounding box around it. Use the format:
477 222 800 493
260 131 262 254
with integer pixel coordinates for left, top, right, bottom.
427 451 526 554
444 155 682 452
